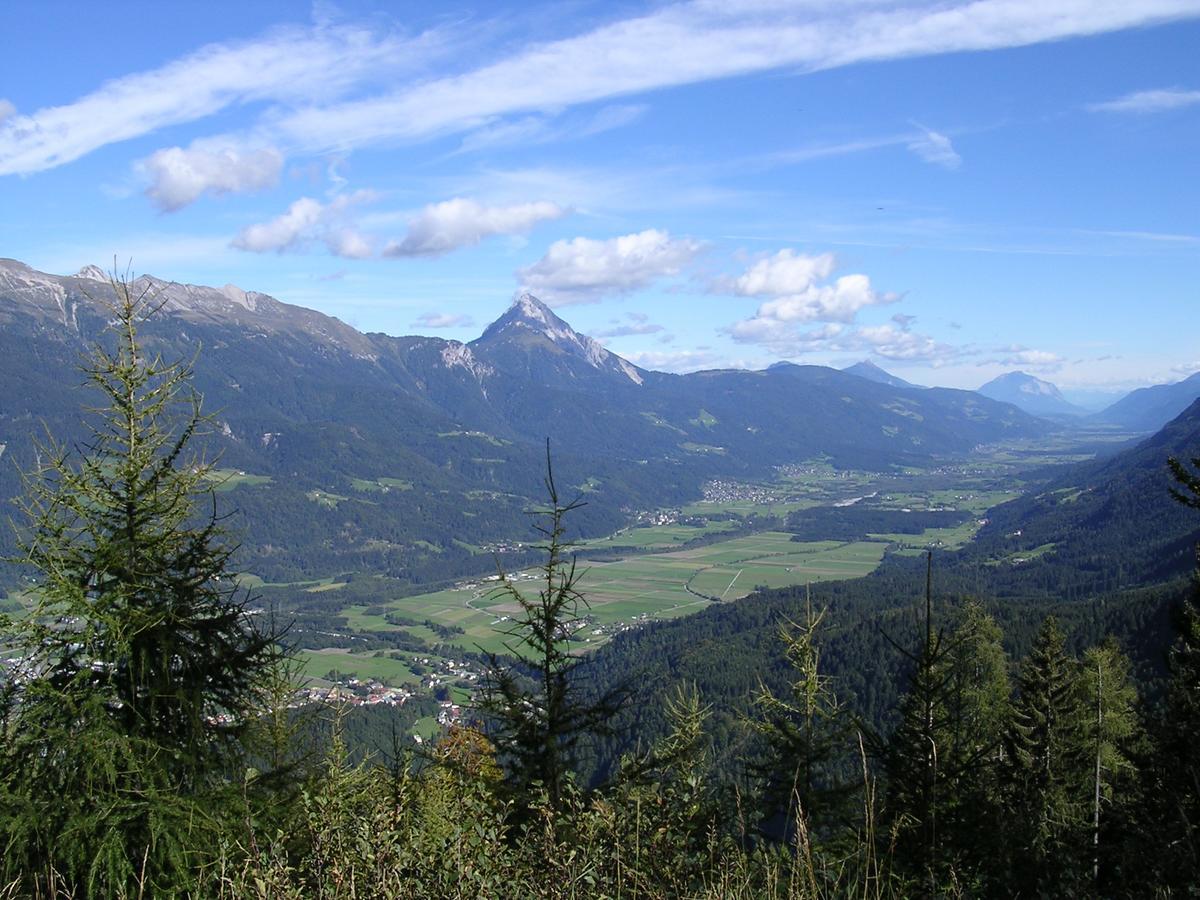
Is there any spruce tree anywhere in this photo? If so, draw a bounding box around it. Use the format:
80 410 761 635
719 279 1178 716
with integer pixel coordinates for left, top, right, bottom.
476 444 628 809
1000 616 1089 894
881 554 953 887
747 589 856 839
0 272 278 895
938 600 1010 881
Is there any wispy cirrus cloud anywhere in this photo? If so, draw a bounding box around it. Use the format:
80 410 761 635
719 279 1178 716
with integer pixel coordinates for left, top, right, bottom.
592 311 666 338
414 311 475 328
383 198 566 258
5 2 1199 179
1089 87 1200 114
980 345 1065 371
517 229 703 304
907 126 961 169
0 22 447 177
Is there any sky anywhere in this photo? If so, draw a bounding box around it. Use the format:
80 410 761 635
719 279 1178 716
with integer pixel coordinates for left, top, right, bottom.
1 1 1198 403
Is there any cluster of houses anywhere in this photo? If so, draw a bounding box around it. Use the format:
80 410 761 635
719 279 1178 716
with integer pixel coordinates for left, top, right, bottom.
293 677 412 709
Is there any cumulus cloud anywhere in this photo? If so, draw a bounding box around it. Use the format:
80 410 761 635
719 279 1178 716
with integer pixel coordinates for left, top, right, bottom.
724 248 900 352
517 229 702 304
233 197 323 253
725 280 960 364
907 126 961 169
414 312 474 328
727 249 836 297
383 198 565 258
141 143 283 211
0 99 14 124
1089 87 1200 114
232 190 375 257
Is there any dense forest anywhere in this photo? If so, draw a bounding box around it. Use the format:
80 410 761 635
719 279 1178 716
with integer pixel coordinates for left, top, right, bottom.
2 281 1199 898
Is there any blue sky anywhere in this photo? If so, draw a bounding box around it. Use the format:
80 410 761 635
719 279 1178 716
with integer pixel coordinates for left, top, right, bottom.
2 1 1197 400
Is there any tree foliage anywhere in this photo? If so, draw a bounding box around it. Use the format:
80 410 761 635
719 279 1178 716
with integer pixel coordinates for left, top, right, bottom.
0 273 278 896
475 444 628 808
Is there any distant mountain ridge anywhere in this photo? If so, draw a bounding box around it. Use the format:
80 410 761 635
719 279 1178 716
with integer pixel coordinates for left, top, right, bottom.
0 258 1049 587
842 359 920 390
978 371 1085 418
1092 372 1200 433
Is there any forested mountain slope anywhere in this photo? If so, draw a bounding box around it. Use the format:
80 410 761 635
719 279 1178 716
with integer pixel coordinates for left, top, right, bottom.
0 259 1047 587
580 401 1200 781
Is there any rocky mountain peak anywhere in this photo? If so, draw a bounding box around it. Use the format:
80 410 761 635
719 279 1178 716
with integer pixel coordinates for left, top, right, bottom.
473 292 644 385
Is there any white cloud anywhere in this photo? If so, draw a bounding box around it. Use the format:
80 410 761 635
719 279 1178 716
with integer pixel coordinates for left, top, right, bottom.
325 227 373 260
141 143 283 211
0 23 440 176
232 198 323 253
620 347 729 373
517 229 703 304
1089 87 1200 114
414 312 474 328
989 346 1065 370
907 126 961 169
232 190 376 257
7 2 1196 176
726 293 961 364
455 103 648 154
383 198 565 258
756 274 895 324
728 249 836 297
0 99 14 124
277 1 1200 154
723 249 899 348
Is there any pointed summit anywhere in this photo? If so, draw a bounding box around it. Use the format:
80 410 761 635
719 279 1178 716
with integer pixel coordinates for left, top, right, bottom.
843 359 918 390
978 371 1083 418
472 292 644 385
74 264 110 283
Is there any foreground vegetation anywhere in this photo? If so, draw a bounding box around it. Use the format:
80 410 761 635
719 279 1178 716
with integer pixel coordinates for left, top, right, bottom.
1 278 1199 897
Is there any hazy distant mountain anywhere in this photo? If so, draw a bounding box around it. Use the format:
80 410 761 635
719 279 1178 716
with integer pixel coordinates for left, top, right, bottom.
978 371 1085 418
1091 372 1200 433
0 258 1049 587
842 359 920 390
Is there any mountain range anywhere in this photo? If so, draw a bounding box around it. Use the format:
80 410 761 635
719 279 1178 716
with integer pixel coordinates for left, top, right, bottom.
0 258 1064 588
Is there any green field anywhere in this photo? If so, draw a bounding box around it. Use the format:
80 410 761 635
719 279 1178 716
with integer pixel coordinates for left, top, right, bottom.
205 468 272 491
580 519 740 549
329 532 890 662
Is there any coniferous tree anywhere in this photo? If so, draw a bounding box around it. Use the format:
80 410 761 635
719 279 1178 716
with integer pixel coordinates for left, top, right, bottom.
938 600 1010 881
1000 616 1089 895
0 272 278 895
747 590 857 839
1078 639 1140 891
476 444 628 809
880 555 955 888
